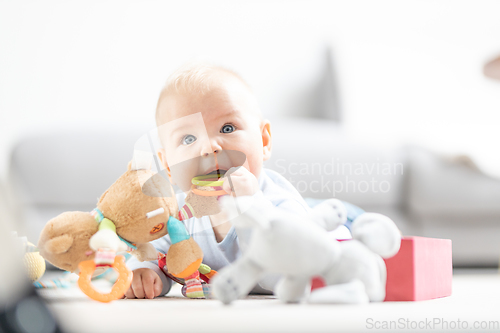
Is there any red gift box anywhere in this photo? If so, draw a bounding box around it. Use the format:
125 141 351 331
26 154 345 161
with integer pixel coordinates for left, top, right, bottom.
384 236 452 301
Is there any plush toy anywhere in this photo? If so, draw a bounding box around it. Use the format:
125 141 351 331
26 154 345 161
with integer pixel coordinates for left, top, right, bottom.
37 158 216 302
211 197 401 304
162 171 225 297
23 241 46 282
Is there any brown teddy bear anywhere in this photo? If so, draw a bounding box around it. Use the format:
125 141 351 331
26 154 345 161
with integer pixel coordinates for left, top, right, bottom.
38 160 179 272
37 156 209 301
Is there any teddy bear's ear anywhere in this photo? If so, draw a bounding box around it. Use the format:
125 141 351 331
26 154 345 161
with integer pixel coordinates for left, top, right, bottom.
44 234 74 254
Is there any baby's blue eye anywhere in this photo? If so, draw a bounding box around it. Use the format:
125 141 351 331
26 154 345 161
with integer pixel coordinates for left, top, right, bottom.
221 124 235 134
182 134 197 145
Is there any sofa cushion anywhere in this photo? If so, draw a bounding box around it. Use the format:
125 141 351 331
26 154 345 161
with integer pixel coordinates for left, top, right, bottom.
265 117 407 208
8 123 153 206
406 146 500 217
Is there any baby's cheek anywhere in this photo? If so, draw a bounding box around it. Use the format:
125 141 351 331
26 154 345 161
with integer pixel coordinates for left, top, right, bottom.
242 161 257 177
169 159 199 191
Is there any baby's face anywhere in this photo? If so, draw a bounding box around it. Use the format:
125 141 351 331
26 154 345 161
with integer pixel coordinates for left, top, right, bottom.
157 75 270 192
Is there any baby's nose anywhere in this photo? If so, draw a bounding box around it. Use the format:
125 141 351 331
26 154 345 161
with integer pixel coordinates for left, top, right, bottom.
200 144 220 156
200 140 222 156
202 149 219 156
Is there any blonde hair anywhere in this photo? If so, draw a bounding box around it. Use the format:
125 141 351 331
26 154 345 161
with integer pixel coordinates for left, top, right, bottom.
155 63 252 125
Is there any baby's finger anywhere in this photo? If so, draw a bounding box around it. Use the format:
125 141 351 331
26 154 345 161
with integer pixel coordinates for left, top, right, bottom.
143 274 156 299
124 287 136 299
224 177 244 196
153 276 163 297
131 275 145 299
225 166 243 178
222 177 234 195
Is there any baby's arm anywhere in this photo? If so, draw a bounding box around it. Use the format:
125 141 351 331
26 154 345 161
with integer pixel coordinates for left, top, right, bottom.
125 237 172 298
124 266 164 299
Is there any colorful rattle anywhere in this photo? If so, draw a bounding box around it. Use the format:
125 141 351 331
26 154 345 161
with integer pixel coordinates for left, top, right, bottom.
78 254 132 303
157 216 217 298
77 209 134 303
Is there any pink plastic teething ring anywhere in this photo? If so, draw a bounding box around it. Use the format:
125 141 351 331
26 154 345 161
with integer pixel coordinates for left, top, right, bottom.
191 184 227 196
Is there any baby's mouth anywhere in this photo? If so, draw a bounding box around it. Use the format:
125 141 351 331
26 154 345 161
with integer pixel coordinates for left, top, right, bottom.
204 169 227 178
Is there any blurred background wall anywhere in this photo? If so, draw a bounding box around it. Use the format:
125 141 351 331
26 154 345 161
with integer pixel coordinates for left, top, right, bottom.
1 0 500 180
2 0 500 267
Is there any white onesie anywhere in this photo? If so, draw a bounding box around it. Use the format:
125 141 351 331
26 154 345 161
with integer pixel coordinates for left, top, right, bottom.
126 168 312 296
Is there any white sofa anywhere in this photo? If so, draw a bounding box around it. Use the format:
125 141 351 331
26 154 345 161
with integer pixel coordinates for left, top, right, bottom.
7 118 500 267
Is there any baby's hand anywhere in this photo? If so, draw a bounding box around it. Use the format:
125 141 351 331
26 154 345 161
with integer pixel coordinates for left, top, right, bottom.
222 167 259 197
124 268 163 299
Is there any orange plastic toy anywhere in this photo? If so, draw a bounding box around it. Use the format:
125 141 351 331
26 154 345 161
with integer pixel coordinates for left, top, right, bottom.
191 184 226 196
78 255 132 303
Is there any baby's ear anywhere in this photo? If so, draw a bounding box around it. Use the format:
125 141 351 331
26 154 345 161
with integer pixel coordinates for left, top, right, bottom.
157 148 173 182
261 120 272 161
44 234 74 254
157 149 169 169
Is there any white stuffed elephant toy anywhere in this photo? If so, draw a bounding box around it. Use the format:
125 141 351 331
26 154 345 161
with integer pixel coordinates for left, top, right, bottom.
211 197 401 304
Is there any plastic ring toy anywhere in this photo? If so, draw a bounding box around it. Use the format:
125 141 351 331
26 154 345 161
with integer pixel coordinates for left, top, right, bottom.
78 255 132 303
191 184 227 196
192 174 225 187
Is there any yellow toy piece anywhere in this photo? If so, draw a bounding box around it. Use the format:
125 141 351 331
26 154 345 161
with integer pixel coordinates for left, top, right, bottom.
23 242 46 282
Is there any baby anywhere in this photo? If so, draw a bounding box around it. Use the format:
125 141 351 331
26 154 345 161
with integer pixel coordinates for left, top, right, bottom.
124 64 313 299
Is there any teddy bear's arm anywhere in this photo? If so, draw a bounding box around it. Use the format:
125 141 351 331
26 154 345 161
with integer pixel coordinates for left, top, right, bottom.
131 243 158 262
